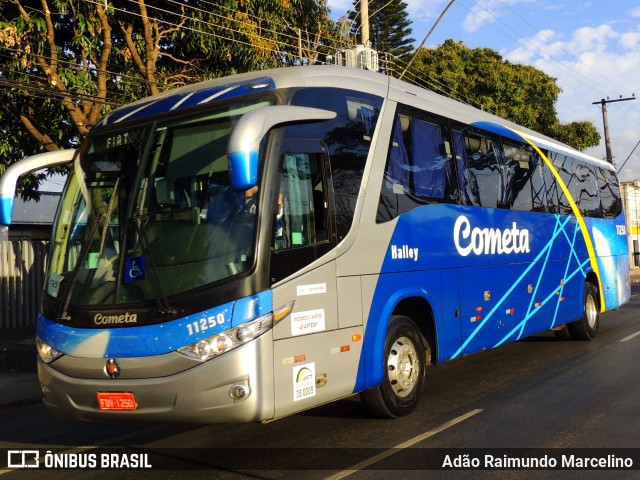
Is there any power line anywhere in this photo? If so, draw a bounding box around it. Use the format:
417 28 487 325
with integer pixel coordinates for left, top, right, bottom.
0 46 162 97
592 95 636 164
111 0 344 57
7 0 360 87
617 139 640 175
0 78 121 106
400 0 456 80
1 0 464 115
117 0 358 57
456 0 640 125
453 0 619 99
494 0 634 99
391 55 477 107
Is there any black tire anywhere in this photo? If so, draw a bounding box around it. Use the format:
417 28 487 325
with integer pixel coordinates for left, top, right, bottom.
360 315 429 418
567 281 599 340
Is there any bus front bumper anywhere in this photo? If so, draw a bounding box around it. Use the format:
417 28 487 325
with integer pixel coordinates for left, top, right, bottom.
38 332 275 424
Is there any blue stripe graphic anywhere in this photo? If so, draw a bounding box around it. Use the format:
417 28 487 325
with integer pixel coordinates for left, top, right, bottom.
357 202 628 393
37 290 272 358
1 196 14 225
95 77 275 128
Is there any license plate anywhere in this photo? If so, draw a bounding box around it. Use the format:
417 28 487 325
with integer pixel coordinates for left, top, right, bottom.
97 392 138 411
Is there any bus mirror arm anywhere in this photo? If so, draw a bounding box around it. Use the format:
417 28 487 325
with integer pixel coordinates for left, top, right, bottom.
227 106 336 190
0 149 77 226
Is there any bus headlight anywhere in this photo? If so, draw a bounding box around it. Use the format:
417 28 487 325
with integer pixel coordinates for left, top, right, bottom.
178 313 273 361
36 338 64 364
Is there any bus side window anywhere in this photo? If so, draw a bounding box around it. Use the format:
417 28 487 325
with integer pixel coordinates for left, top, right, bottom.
454 129 502 208
377 107 458 222
597 167 622 218
549 153 573 215
503 140 548 212
274 150 332 252
573 162 601 217
269 140 335 284
552 153 601 217
290 88 382 241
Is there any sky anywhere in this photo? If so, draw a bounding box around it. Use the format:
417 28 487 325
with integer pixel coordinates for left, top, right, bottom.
327 0 640 181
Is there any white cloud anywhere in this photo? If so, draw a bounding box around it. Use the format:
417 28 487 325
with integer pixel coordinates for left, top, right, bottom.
504 25 640 179
507 29 559 64
461 0 535 34
620 31 640 50
405 0 453 23
571 25 618 53
541 3 565 12
326 0 640 179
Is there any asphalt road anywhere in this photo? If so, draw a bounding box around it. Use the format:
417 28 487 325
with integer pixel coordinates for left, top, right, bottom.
2 288 640 479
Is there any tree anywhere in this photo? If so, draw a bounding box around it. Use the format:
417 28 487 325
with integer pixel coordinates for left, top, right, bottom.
0 0 338 198
348 0 414 58
408 39 600 150
550 121 601 152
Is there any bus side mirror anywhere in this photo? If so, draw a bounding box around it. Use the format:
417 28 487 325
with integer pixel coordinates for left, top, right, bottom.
0 149 77 226
227 106 336 190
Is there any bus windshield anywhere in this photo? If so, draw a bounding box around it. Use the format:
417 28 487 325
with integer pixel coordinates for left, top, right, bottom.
45 99 271 308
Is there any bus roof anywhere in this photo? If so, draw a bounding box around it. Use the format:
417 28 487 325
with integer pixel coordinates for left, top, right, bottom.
94 65 611 172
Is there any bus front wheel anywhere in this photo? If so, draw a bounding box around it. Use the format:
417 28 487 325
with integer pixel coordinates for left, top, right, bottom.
360 315 428 418
567 281 599 340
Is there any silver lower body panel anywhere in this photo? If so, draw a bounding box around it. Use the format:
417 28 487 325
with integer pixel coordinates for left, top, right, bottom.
38 332 275 424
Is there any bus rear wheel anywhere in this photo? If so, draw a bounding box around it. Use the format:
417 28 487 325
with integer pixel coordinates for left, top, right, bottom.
567 281 599 340
360 315 428 418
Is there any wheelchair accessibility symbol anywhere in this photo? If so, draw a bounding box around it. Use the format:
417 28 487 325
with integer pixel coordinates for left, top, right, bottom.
125 256 147 283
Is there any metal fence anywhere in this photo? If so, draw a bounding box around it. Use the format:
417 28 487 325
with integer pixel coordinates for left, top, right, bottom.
0 239 48 329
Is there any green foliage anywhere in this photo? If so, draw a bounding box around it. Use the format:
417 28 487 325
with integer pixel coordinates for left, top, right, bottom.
349 0 414 58
551 121 601 152
0 0 338 198
409 39 600 150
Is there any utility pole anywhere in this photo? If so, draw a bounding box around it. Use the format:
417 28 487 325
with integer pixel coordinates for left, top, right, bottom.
361 0 369 47
592 95 636 164
329 0 377 71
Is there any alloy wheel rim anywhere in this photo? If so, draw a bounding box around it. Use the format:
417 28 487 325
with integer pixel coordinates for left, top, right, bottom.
387 336 419 398
585 294 597 329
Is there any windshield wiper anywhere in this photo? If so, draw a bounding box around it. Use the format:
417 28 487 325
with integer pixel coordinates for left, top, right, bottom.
57 213 106 321
110 123 176 315
132 213 177 316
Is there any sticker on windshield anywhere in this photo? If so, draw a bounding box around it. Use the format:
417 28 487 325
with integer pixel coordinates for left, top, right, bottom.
125 256 147 283
47 273 64 298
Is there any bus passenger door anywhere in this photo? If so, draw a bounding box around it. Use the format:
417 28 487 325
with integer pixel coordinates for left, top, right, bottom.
269 139 336 284
268 139 361 418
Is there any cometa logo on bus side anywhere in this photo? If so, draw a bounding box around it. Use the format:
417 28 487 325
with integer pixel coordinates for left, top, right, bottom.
454 215 531 257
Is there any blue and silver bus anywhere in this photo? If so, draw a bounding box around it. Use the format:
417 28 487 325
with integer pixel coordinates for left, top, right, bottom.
0 65 630 422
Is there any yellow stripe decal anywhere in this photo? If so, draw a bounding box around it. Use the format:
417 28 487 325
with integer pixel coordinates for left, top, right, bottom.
516 132 605 312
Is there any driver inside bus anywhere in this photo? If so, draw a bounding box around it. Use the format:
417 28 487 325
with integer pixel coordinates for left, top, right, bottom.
206 184 258 223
